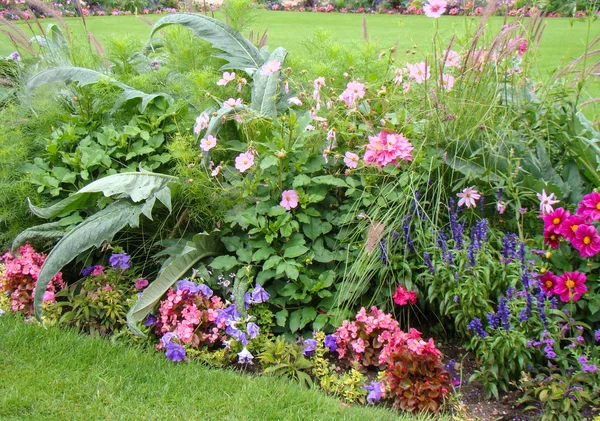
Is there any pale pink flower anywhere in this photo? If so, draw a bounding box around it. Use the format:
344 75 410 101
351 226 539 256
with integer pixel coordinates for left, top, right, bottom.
194 113 210 134
310 109 327 122
304 124 315 132
283 80 289 94
260 59 281 76
326 99 333 109
340 80 366 108
364 131 414 167
407 62 430 83
135 278 149 290
200 135 217 152
403 83 411 93
457 186 481 208
288 97 302 106
280 189 299 210
223 98 243 108
423 0 447 18
314 76 326 90
217 71 235 86
344 152 359 168
537 189 560 215
440 74 455 91
327 128 336 142
443 50 460 68
235 151 254 172
211 165 222 177
497 200 507 214
394 68 403 85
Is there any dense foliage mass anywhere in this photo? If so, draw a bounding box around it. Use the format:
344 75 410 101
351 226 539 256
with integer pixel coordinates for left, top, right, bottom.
0 3 599 418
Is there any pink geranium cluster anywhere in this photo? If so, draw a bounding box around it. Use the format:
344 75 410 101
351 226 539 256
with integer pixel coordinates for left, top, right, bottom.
0 244 64 314
363 130 414 168
156 286 225 347
542 192 600 258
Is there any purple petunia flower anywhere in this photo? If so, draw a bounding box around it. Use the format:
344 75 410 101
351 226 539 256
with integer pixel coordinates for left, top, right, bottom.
324 334 337 352
216 305 240 326
160 332 178 347
244 292 253 309
165 342 186 362
144 313 158 327
251 284 270 303
595 329 600 342
578 355 588 365
246 322 259 339
302 339 317 357
582 364 597 373
544 345 556 359
363 381 383 404
109 253 131 270
238 347 254 364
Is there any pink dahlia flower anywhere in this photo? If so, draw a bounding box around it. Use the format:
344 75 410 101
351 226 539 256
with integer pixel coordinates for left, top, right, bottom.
555 271 587 302
576 192 600 221
571 224 600 258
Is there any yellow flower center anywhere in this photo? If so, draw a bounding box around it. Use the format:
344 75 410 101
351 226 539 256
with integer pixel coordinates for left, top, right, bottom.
550 234 557 241
553 217 560 225
584 236 591 245
572 225 578 232
596 202 600 210
243 160 248 164
545 280 553 288
565 279 575 289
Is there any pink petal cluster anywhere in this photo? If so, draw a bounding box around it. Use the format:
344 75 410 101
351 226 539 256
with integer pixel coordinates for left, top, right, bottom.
0 245 65 314
223 98 243 109
392 285 417 306
443 50 460 68
235 151 255 172
216 71 235 86
200 135 217 152
344 151 359 169
440 74 455 91
576 192 600 221
537 189 560 215
363 130 414 168
260 59 281 76
280 189 299 210
194 113 210 134
456 186 481 208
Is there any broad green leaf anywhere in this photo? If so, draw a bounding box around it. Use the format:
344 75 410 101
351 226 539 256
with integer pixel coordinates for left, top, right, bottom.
311 175 348 188
259 155 279 169
34 201 143 319
300 307 317 329
210 255 238 270
127 232 221 335
251 47 287 118
150 13 265 73
289 309 301 332
275 308 288 327
313 314 328 331
12 222 65 249
283 245 309 259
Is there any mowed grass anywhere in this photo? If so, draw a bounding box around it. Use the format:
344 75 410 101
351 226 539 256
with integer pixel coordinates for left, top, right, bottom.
0 314 446 421
0 10 598 75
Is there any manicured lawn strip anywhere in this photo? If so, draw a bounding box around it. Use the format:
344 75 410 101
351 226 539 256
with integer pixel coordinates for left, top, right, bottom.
0 314 445 421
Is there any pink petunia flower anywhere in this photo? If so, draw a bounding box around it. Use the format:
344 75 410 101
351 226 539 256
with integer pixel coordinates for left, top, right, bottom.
554 271 587 302
260 60 281 76
456 186 481 208
423 0 447 17
393 285 417 306
223 98 243 108
235 151 255 172
135 278 149 290
194 113 210 134
571 224 600 258
344 152 359 169
537 189 560 215
280 190 299 210
217 71 235 86
406 62 430 84
576 192 600 221
200 135 217 152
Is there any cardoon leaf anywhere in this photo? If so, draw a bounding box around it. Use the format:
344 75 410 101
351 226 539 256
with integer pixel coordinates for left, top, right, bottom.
150 13 265 74
11 222 65 249
251 47 287 118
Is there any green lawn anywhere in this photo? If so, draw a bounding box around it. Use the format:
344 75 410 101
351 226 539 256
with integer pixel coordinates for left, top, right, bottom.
1 10 598 75
0 314 445 421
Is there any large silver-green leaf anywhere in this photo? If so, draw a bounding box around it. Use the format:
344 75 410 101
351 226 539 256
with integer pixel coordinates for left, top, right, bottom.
204 104 247 139
251 47 287 118
150 13 265 74
33 201 144 319
29 172 178 219
26 67 173 113
127 232 222 336
11 222 65 250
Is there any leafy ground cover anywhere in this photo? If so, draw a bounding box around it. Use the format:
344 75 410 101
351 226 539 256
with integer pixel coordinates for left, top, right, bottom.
0 313 438 421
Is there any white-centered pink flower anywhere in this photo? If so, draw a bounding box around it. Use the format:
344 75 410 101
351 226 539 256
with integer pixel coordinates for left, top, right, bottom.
260 60 281 76
407 62 430 84
537 189 560 215
457 186 481 208
440 74 455 91
235 151 255 172
344 151 359 168
200 135 217 152
423 0 447 18
217 71 235 86
280 189 299 210
194 113 210 134
223 98 243 108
